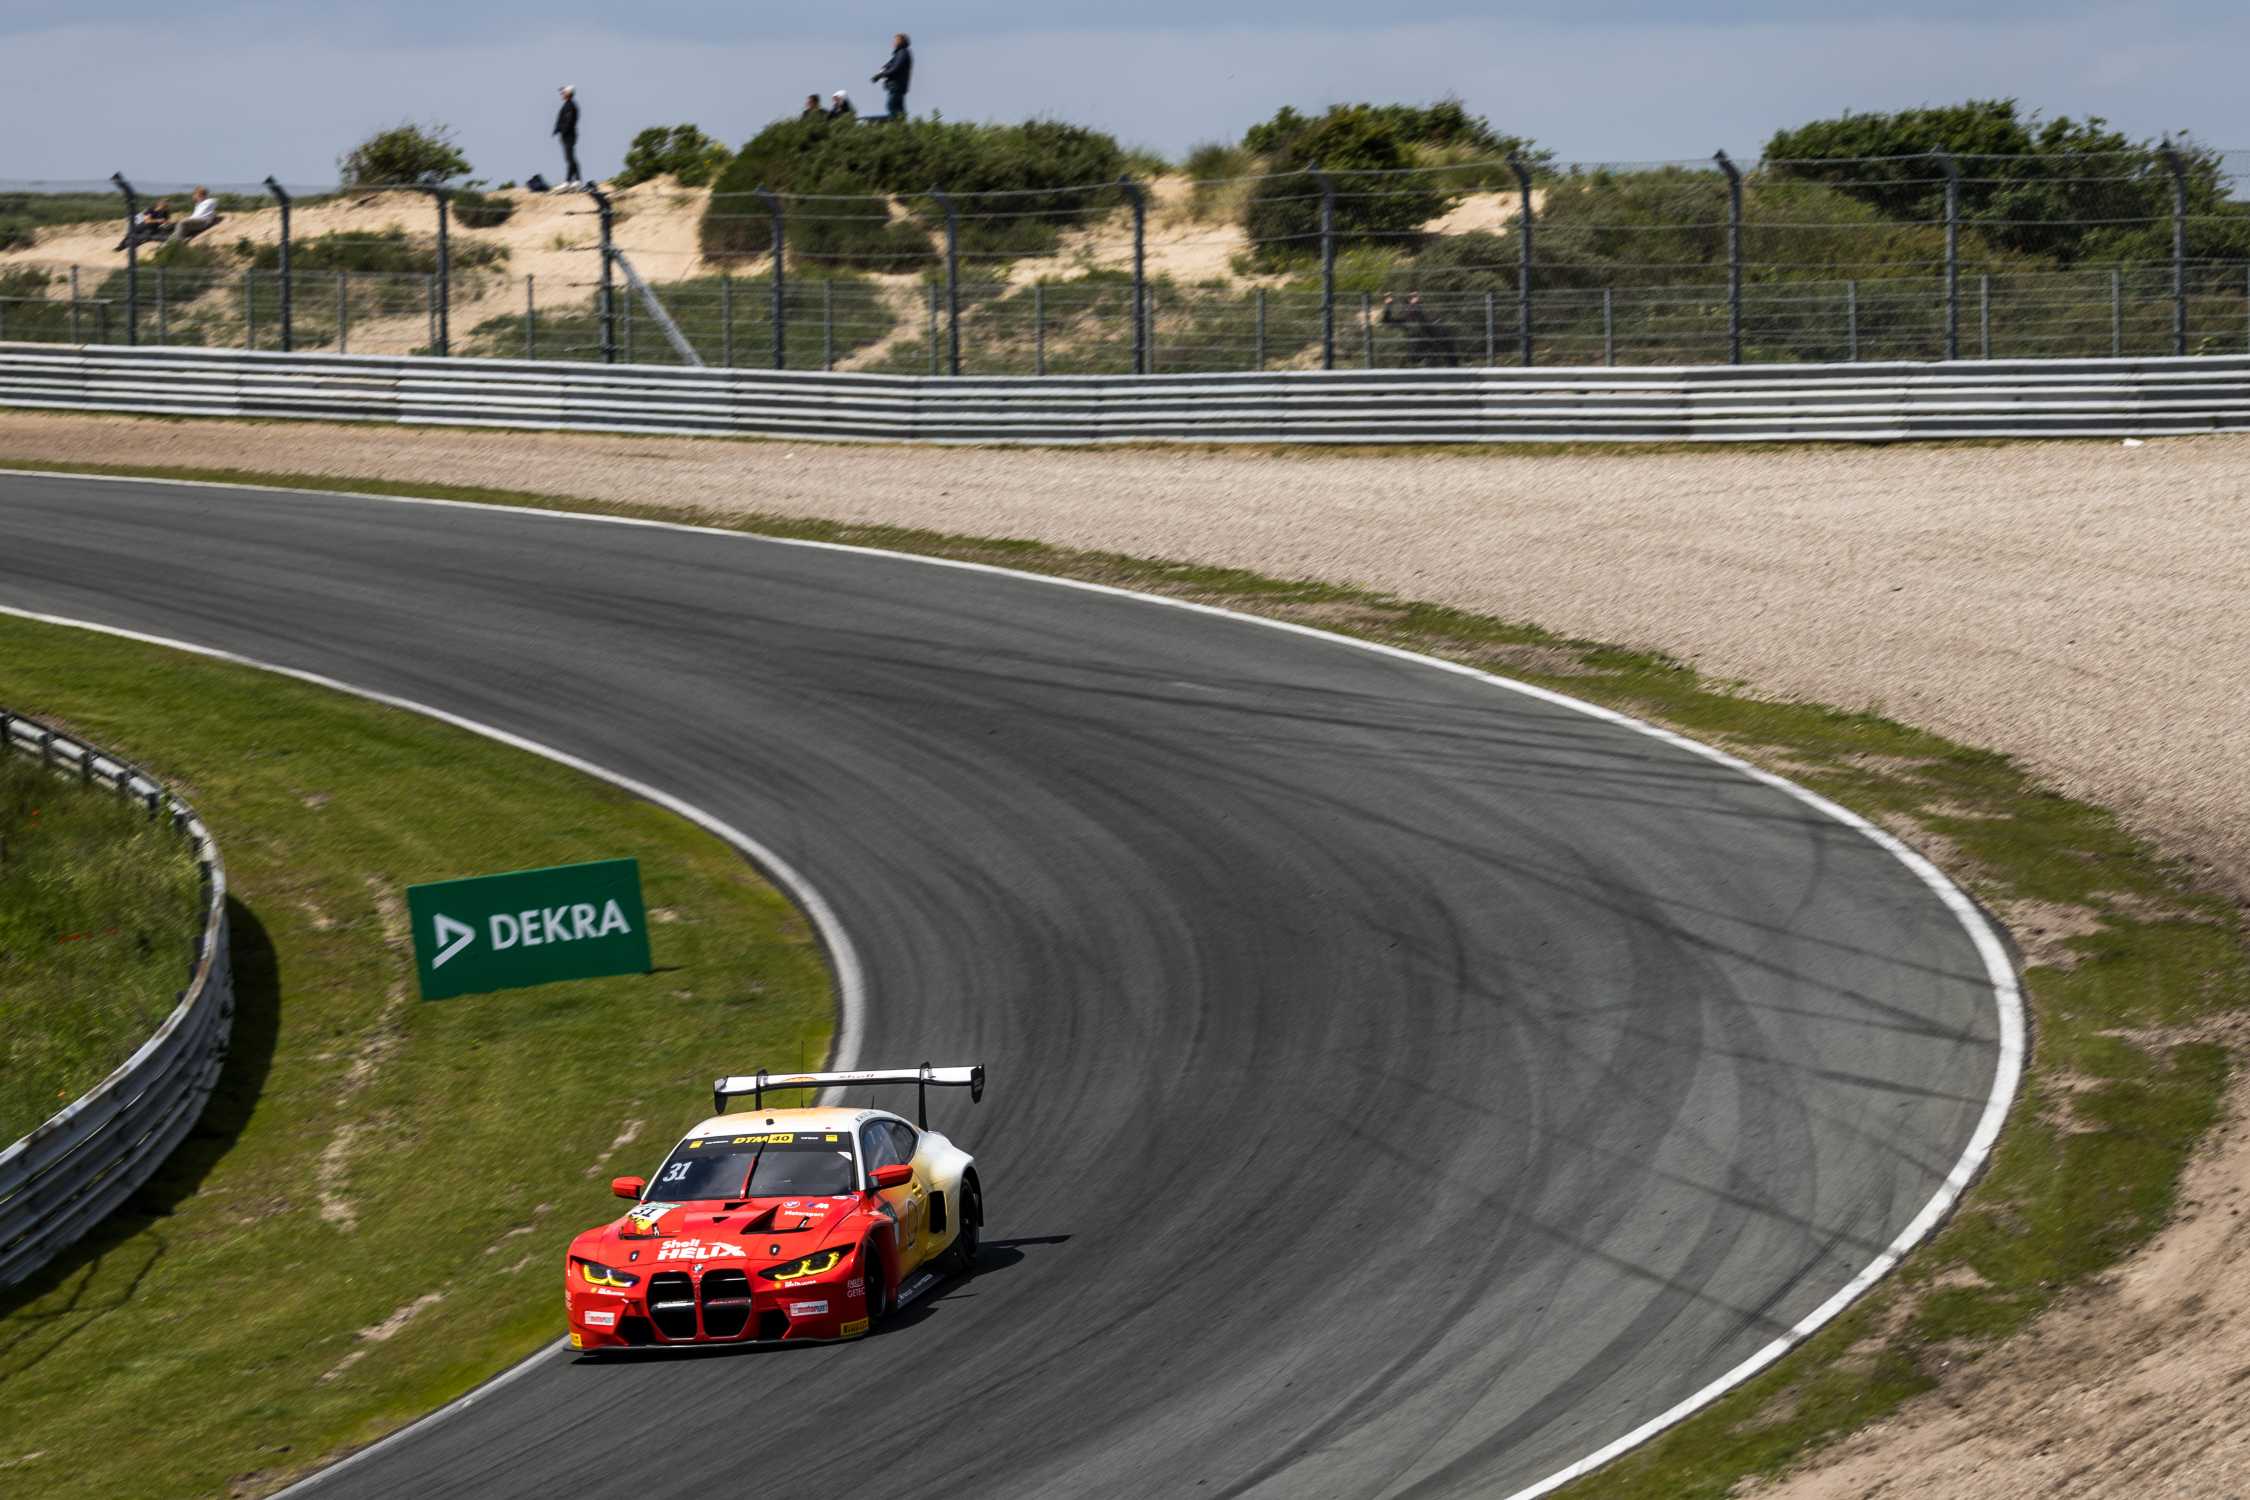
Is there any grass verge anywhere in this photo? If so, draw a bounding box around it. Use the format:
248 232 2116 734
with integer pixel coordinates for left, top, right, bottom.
2 455 2246 1495
0 739 205 1144
0 611 832 1498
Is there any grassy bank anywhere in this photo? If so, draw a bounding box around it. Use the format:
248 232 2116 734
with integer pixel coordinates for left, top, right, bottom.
0 740 205 1144
1 457 2245 1497
0 611 833 1498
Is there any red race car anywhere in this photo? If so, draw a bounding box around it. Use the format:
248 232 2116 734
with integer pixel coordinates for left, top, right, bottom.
564 1064 985 1353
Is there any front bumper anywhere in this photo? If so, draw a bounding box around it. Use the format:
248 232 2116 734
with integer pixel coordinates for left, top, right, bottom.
567 1264 871 1350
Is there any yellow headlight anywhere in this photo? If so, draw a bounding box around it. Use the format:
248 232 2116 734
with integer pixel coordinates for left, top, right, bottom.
759 1247 846 1281
575 1257 639 1289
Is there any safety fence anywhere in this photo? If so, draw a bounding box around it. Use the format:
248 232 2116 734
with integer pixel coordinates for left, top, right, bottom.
4 341 2248 443
5 141 2249 373
0 711 233 1288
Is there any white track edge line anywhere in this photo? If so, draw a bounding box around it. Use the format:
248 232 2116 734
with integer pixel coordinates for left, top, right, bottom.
0 467 2025 1499
0 597 866 1500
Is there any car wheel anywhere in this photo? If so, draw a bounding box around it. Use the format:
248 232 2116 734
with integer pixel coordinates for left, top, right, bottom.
946 1181 982 1275
863 1238 892 1323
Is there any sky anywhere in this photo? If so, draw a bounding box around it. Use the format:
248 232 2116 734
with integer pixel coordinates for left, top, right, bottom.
4 0 2243 190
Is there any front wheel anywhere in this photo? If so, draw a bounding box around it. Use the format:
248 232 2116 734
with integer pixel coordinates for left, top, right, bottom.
861 1238 892 1326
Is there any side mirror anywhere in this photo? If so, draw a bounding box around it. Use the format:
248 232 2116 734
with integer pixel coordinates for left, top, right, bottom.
611 1175 646 1201
869 1163 913 1190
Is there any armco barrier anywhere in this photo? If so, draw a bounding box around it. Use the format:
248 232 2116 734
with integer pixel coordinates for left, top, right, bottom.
4 343 2250 443
0 711 232 1287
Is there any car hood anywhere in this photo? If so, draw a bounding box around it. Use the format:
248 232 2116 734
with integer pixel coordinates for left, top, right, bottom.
586 1196 857 1261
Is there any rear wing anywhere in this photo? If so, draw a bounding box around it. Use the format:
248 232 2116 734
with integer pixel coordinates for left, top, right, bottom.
713 1063 985 1126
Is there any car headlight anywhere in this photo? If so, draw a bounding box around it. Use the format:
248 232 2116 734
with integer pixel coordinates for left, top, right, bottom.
575 1257 640 1289
759 1247 848 1281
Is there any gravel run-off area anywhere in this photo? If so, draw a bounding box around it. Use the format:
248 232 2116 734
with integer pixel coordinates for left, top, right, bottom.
1 411 2245 1497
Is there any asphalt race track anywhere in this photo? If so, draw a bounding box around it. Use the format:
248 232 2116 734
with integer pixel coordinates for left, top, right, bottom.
0 474 2008 1499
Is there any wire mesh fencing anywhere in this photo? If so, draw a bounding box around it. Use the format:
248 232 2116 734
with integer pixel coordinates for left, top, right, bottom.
4 146 2248 371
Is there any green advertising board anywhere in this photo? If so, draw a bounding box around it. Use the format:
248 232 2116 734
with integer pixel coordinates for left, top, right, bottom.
406 858 652 1000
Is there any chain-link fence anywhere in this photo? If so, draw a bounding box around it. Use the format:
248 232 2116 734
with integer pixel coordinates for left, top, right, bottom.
4 148 2247 371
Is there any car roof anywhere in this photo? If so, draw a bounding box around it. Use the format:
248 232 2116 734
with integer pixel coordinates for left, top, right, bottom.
675 1105 898 1140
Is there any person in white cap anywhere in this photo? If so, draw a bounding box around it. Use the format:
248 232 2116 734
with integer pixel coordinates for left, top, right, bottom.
827 90 856 122
554 85 582 187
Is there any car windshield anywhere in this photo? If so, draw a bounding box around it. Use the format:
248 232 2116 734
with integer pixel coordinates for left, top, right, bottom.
645 1129 858 1201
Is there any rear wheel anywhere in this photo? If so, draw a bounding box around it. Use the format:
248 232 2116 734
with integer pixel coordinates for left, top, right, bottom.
945 1180 982 1275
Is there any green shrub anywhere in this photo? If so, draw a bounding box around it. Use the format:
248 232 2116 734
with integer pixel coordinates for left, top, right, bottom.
339 122 471 188
1241 105 1460 268
615 125 732 189
247 227 506 275
451 189 515 230
1765 102 2247 266
699 116 1129 270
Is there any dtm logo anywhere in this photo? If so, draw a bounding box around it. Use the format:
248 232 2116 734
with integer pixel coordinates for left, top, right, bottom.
657 1238 744 1262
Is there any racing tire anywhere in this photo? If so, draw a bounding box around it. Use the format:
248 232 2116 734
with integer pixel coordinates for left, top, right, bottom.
863 1238 892 1324
944 1180 982 1275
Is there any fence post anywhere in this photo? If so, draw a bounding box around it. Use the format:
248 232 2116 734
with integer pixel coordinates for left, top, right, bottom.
1508 152 1534 365
1256 288 1267 370
1714 150 1743 364
588 184 617 364
1979 272 1991 358
425 273 435 352
1847 280 1858 361
1121 177 1146 376
719 274 733 367
931 188 960 376
244 269 256 350
336 270 348 355
1147 288 1158 373
1484 290 1496 366
1604 288 1615 365
2111 268 2123 356
756 188 786 370
823 279 834 371
265 177 293 353
431 187 450 357
1361 291 1374 367
1315 166 1336 370
1933 149 1960 360
927 282 939 375
110 173 139 346
156 265 166 345
2159 140 2188 356
525 274 537 359
1033 282 1044 376
70 266 82 344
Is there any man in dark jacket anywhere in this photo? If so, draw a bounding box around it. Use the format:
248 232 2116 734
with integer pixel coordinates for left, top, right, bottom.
554 86 582 187
1380 292 1461 367
871 34 912 122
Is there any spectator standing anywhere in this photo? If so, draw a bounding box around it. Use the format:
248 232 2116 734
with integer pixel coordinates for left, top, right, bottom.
871 33 912 122
174 187 223 243
1380 292 1460 367
801 93 826 121
554 85 582 187
827 90 856 122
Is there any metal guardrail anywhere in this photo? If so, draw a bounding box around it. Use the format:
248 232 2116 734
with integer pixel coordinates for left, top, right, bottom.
3 342 2250 443
0 710 232 1287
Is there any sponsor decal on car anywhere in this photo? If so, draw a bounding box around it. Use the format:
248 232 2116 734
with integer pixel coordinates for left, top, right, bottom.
657 1238 745 1262
569 1332 584 1349
584 1310 617 1327
846 1277 865 1297
841 1317 869 1337
788 1300 830 1316
623 1201 680 1237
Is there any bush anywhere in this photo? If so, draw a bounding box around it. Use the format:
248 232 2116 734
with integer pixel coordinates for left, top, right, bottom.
1765 101 2246 266
339 122 471 189
247 227 506 275
1244 98 1509 158
1240 105 1461 268
699 116 1130 271
451 189 515 230
615 125 732 189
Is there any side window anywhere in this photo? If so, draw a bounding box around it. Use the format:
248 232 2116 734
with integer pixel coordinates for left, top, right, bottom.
885 1120 920 1166
859 1122 900 1179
